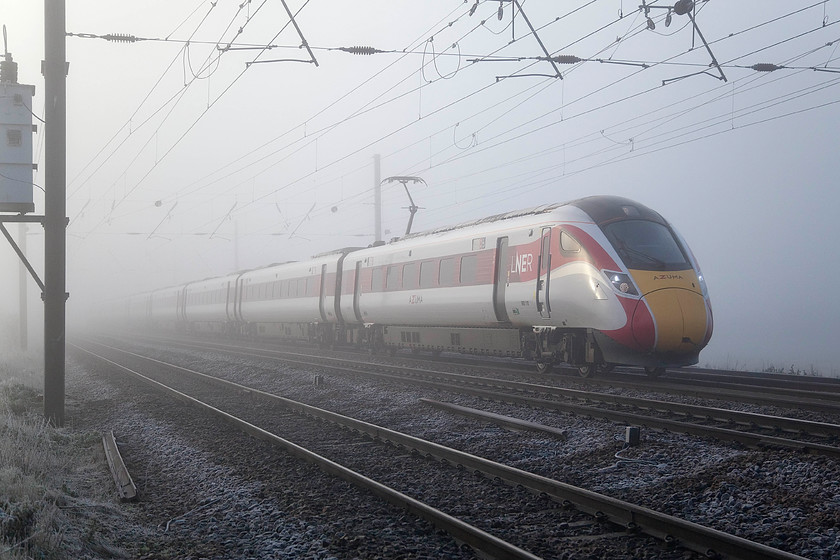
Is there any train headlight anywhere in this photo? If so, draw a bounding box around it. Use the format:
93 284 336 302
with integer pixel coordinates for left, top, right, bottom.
606 271 638 296
697 272 709 297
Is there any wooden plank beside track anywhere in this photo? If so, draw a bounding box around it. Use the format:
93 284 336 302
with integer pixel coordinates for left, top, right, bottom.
102 431 137 502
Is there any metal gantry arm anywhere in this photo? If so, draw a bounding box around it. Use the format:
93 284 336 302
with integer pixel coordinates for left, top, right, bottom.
0 215 46 292
641 0 727 83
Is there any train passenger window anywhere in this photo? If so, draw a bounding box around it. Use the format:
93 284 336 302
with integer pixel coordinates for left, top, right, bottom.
439 258 456 287
386 266 400 290
403 263 418 290
420 261 436 288
560 231 581 253
289 280 298 298
301 278 309 297
460 255 477 284
371 268 383 292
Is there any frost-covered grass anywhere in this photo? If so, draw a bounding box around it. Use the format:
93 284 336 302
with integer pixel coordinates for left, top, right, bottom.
0 356 126 560
702 357 839 378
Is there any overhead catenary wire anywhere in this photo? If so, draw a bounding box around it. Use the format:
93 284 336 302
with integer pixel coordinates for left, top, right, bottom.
181 0 621 233
70 0 658 236
185 3 840 241
162 0 840 234
67 1 840 249
66 0 221 202
83 0 297 232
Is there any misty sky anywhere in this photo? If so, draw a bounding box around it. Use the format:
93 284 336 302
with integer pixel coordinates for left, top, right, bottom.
1 1 838 375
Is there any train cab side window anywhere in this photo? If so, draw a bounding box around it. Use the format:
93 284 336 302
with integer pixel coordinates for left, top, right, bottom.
460 255 477 284
420 261 436 289
371 268 384 292
403 262 418 290
560 231 581 254
439 258 456 287
386 265 400 290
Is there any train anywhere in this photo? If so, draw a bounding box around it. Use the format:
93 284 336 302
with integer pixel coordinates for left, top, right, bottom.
121 195 713 377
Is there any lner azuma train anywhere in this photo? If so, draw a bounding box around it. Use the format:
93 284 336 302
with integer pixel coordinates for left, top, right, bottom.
125 196 713 377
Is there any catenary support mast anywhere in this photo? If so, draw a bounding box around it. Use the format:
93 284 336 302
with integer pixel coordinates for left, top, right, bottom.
43 0 66 426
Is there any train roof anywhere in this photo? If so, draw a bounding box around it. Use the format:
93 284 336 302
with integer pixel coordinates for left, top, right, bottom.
393 195 662 243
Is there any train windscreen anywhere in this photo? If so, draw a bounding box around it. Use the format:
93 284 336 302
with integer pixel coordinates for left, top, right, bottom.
603 220 690 271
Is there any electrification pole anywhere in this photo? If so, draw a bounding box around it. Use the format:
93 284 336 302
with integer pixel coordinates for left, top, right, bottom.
43 0 67 426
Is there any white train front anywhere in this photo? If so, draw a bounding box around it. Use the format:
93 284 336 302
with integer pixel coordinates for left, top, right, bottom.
125 196 713 376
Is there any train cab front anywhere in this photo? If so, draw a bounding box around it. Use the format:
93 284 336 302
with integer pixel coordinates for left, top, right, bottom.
575 196 713 369
604 215 712 367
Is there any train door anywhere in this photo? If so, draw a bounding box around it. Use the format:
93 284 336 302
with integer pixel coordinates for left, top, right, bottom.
318 264 328 322
232 275 243 323
334 254 347 322
353 261 363 322
178 286 187 323
492 237 510 322
536 227 552 318
224 280 231 321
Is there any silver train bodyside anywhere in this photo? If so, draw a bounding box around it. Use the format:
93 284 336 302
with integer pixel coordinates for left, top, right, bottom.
124 196 713 374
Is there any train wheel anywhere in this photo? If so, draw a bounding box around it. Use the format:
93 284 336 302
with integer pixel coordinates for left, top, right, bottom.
578 364 595 378
535 361 553 374
645 366 665 378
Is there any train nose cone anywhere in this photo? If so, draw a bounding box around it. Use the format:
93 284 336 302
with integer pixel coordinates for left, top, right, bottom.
638 288 709 353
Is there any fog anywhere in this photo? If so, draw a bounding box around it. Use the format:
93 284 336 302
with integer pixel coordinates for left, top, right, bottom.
1 1 838 375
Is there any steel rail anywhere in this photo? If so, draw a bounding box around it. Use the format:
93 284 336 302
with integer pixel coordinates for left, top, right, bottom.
317 363 840 459
579 376 840 415
77 339 809 560
647 374 840 403
121 333 840 414
383 368 840 439
72 343 542 560
124 337 840 447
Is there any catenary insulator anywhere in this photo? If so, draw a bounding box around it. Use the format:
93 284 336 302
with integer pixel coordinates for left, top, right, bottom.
751 63 781 72
340 46 383 55
0 56 17 83
103 34 138 43
553 55 582 64
673 0 694 16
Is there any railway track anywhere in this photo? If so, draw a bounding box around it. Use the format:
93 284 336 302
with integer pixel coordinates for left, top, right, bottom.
134 333 840 413
394 350 840 411
72 337 809 560
118 334 840 459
